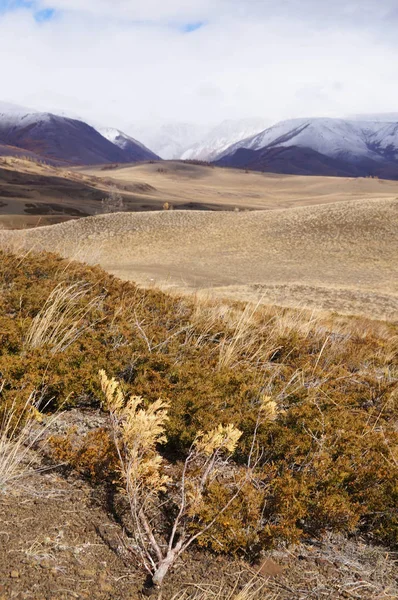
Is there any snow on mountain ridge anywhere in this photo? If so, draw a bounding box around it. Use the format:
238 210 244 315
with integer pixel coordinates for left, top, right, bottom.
181 118 270 161
218 117 398 163
128 122 209 159
99 127 149 152
0 103 159 164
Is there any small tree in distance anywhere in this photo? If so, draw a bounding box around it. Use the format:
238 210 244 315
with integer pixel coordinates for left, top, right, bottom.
99 370 277 589
101 185 125 214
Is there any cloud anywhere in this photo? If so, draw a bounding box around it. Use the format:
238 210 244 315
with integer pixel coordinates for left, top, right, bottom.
0 0 397 135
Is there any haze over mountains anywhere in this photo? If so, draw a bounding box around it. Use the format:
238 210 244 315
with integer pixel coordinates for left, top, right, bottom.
132 119 270 161
180 118 270 162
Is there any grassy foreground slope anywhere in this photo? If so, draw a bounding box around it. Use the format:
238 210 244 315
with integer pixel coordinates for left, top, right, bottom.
1 251 397 537
0 250 397 596
2 197 397 319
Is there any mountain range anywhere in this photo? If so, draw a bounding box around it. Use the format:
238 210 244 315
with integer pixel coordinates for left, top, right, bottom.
0 103 159 165
130 122 209 160
216 117 398 178
1 101 398 179
180 118 270 162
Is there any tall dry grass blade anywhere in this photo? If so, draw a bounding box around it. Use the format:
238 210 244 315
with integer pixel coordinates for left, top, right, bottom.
218 300 264 370
0 389 60 493
24 282 103 354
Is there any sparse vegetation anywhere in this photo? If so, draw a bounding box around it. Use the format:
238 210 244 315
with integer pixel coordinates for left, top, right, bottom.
101 184 125 213
0 385 58 493
0 249 397 564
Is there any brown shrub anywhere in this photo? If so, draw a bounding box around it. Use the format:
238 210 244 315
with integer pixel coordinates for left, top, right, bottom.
0 249 397 553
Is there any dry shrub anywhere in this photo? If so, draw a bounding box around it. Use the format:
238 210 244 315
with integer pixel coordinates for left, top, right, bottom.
99 372 278 587
49 426 119 482
0 249 397 554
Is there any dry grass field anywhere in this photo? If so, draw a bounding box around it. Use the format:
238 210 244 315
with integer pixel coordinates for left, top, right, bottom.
1 196 397 319
81 160 398 212
2 157 398 227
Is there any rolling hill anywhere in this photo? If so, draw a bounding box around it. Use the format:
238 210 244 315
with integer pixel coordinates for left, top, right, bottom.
2 196 397 319
2 158 398 228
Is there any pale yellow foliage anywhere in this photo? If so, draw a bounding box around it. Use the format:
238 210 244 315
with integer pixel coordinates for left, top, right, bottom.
259 395 278 421
99 371 170 494
99 371 246 585
99 369 124 412
122 396 169 450
195 424 242 456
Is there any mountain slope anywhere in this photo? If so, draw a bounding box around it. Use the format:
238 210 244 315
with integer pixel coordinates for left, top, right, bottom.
181 118 270 162
217 117 398 178
0 104 158 166
98 127 159 162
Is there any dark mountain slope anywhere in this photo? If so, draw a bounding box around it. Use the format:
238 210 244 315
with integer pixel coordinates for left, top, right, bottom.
216 145 398 179
0 113 159 166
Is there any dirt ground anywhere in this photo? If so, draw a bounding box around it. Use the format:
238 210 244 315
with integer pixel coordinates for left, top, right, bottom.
1 409 397 600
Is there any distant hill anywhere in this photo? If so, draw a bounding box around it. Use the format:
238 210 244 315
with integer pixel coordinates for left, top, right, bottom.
97 127 159 163
0 103 159 166
216 117 398 179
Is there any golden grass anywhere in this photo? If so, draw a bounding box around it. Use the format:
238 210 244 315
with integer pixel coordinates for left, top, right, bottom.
0 386 58 492
2 157 398 227
81 160 398 212
24 282 104 354
2 196 396 319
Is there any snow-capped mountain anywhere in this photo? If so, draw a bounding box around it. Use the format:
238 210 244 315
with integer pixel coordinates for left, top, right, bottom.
181 118 270 162
97 127 159 162
0 103 158 165
130 118 270 161
0 101 38 120
216 117 398 178
129 122 209 160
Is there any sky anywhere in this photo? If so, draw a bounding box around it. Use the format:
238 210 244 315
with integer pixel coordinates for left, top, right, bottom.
1 0 398 133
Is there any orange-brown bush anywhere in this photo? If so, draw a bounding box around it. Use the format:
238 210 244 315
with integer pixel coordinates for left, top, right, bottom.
0 249 397 555
49 427 119 482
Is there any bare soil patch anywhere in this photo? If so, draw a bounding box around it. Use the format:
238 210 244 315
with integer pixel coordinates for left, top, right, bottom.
1 423 396 600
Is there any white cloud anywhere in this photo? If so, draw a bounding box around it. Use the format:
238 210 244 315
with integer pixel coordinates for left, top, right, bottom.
1 1 398 136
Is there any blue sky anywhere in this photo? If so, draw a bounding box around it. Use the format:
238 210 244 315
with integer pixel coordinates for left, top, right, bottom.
0 1 207 28
0 0 56 21
182 22 205 33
